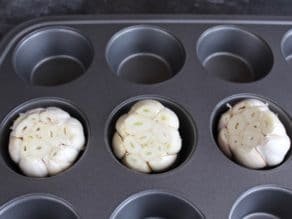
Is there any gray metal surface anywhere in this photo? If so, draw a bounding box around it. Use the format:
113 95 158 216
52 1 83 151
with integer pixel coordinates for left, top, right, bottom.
0 15 291 219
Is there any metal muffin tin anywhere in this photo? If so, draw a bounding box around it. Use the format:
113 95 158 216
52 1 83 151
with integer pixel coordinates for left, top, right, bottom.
0 15 291 219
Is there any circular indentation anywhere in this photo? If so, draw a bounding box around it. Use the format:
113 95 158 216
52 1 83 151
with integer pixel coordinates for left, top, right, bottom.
14 27 93 86
105 95 196 174
229 185 292 219
106 26 186 84
210 93 292 169
197 26 273 83
110 190 204 219
0 194 79 219
281 29 292 65
0 97 89 177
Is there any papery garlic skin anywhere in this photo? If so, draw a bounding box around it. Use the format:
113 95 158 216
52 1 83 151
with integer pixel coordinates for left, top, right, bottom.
217 99 290 169
113 100 182 173
9 107 85 177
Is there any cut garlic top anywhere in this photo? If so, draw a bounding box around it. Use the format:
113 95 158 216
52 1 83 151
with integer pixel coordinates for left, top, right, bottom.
217 99 291 169
9 107 85 177
113 99 182 173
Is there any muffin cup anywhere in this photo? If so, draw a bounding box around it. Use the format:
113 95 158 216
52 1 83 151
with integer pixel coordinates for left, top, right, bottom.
13 27 93 86
0 194 79 219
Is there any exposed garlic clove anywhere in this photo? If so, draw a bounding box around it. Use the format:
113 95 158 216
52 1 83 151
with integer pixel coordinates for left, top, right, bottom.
62 118 85 150
257 135 291 166
123 135 142 154
8 136 22 163
19 156 48 177
232 99 268 115
123 154 151 173
115 114 129 138
39 107 70 124
217 128 231 157
260 111 286 136
112 133 126 159
148 154 177 171
124 113 154 134
218 111 231 130
155 107 179 129
232 146 266 169
44 145 78 175
227 114 248 135
130 99 164 119
162 127 182 155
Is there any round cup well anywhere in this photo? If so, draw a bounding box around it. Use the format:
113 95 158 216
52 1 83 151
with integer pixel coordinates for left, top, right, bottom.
106 26 185 84
197 26 273 83
13 27 93 86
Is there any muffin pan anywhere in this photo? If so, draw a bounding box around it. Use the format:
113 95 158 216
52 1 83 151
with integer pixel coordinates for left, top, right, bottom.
0 15 291 219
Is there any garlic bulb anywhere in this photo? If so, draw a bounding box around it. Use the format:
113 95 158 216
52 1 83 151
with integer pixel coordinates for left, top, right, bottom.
9 107 85 177
217 99 290 169
113 100 182 173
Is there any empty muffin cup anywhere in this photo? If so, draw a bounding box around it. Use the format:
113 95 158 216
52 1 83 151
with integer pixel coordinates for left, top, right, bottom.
105 95 196 174
281 29 292 65
13 27 93 86
0 194 79 219
197 26 273 83
210 93 292 169
229 185 292 219
106 26 185 84
110 190 204 219
0 97 89 177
